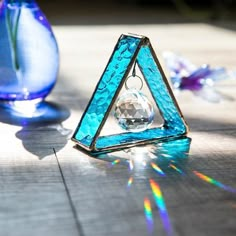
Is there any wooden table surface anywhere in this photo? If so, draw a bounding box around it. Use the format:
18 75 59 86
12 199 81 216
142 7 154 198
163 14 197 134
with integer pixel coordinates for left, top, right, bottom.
0 23 236 236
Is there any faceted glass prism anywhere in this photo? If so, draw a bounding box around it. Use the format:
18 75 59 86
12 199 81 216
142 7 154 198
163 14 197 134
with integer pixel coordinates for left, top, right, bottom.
114 89 154 132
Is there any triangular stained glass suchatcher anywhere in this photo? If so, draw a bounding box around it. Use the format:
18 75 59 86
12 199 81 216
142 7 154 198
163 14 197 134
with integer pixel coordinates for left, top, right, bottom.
72 33 189 154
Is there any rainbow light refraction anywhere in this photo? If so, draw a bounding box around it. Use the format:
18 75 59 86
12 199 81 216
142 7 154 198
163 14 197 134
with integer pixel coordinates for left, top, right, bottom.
144 197 154 233
127 177 133 189
110 159 120 166
169 164 183 174
193 171 236 193
151 162 165 176
150 179 174 236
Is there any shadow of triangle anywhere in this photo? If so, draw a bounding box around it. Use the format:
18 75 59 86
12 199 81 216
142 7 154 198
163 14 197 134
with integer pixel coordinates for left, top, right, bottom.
72 33 189 154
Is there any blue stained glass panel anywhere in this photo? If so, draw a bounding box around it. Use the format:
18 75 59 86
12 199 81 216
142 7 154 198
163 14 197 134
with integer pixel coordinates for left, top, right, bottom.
137 46 186 132
74 35 142 147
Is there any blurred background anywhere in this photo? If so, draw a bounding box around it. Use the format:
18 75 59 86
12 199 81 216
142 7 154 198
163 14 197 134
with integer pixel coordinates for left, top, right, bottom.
38 0 236 26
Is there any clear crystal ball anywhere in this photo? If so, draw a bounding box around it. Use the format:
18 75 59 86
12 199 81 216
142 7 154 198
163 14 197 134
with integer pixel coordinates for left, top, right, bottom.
114 89 154 132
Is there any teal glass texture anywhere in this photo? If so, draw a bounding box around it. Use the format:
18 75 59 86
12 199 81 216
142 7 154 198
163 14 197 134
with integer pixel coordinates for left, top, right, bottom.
137 46 186 132
96 128 181 150
97 137 191 162
74 35 142 147
0 0 59 101
151 137 191 162
72 34 188 153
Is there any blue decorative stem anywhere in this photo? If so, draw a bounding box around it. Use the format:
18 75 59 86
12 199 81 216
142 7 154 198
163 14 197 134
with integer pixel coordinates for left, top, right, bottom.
6 0 22 70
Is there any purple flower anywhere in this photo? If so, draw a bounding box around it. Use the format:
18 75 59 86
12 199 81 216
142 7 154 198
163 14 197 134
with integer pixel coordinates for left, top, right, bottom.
163 51 234 102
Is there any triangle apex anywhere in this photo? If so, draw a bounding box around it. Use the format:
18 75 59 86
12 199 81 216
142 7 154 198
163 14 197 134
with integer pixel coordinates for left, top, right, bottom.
122 33 149 40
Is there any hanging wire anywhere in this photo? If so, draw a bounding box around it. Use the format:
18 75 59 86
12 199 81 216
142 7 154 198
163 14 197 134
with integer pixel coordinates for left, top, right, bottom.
125 61 143 91
132 61 137 77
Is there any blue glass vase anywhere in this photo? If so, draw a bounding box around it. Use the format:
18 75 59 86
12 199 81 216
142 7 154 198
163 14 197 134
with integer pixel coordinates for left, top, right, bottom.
0 0 59 108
